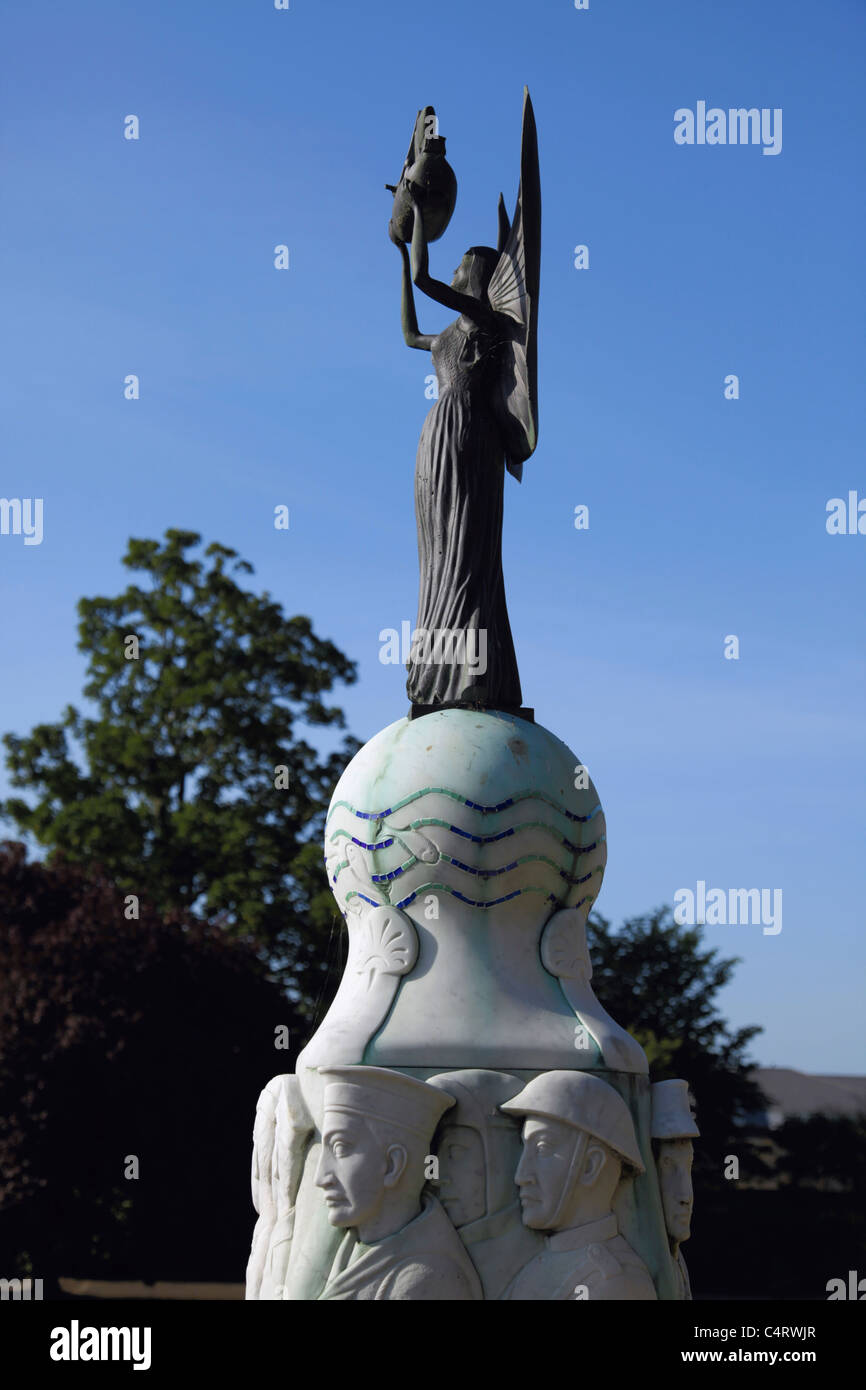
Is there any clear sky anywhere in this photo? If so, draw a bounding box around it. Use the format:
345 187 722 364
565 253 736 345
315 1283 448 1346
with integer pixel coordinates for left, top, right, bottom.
2 0 864 1073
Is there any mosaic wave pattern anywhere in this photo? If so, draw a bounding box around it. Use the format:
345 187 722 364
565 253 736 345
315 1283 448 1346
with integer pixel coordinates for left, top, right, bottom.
325 784 607 919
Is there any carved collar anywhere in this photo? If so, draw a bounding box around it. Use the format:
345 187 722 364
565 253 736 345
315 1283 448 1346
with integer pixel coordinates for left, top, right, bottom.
546 1212 618 1252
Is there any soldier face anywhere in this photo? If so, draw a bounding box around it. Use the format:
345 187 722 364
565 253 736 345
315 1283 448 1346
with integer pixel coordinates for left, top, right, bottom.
657 1139 693 1243
514 1117 582 1230
436 1123 486 1228
315 1111 392 1231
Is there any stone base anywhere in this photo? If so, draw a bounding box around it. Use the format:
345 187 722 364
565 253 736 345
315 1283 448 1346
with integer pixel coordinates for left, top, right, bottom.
245 707 697 1301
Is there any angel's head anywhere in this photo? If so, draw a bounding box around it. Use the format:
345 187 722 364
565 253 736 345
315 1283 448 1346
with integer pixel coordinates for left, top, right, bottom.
452 246 499 299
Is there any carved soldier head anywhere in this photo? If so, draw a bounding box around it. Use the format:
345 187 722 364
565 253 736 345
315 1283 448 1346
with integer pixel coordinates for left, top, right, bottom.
501 1072 645 1233
315 1066 454 1244
651 1080 699 1247
427 1070 523 1228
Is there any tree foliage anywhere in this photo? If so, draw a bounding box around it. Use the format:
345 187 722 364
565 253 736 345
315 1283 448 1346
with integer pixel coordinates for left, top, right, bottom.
587 907 768 1183
0 530 358 1002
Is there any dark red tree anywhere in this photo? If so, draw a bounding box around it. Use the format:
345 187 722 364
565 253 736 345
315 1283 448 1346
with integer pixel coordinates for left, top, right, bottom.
0 842 302 1294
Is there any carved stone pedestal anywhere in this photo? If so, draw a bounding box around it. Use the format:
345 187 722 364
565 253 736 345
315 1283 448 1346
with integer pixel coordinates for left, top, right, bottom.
246 709 698 1300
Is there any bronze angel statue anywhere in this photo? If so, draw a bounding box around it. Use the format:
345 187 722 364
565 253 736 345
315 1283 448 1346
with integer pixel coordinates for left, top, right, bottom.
389 89 541 712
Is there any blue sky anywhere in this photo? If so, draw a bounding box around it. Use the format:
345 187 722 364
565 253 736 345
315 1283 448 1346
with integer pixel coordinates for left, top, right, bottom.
2 0 864 1072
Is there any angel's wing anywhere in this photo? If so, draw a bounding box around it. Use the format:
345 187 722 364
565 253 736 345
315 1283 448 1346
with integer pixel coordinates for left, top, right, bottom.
487 89 541 482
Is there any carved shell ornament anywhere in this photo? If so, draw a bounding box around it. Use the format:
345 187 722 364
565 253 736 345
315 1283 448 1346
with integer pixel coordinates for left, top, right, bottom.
353 905 419 988
540 907 592 982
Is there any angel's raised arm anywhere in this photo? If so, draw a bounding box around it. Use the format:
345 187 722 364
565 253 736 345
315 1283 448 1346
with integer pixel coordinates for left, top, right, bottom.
408 197 498 328
391 230 434 351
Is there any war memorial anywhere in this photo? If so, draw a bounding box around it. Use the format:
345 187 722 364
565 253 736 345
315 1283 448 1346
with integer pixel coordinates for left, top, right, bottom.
245 92 699 1302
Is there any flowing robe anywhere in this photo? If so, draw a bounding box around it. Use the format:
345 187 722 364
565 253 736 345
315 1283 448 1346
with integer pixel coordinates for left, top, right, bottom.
408 318 522 710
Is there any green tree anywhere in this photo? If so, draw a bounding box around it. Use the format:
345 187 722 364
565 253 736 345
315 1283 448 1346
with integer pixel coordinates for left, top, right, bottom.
587 907 768 1185
0 530 358 1006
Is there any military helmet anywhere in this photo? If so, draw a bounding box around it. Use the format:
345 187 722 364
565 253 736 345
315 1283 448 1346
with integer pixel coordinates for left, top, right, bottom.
501 1070 645 1173
650 1079 699 1140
